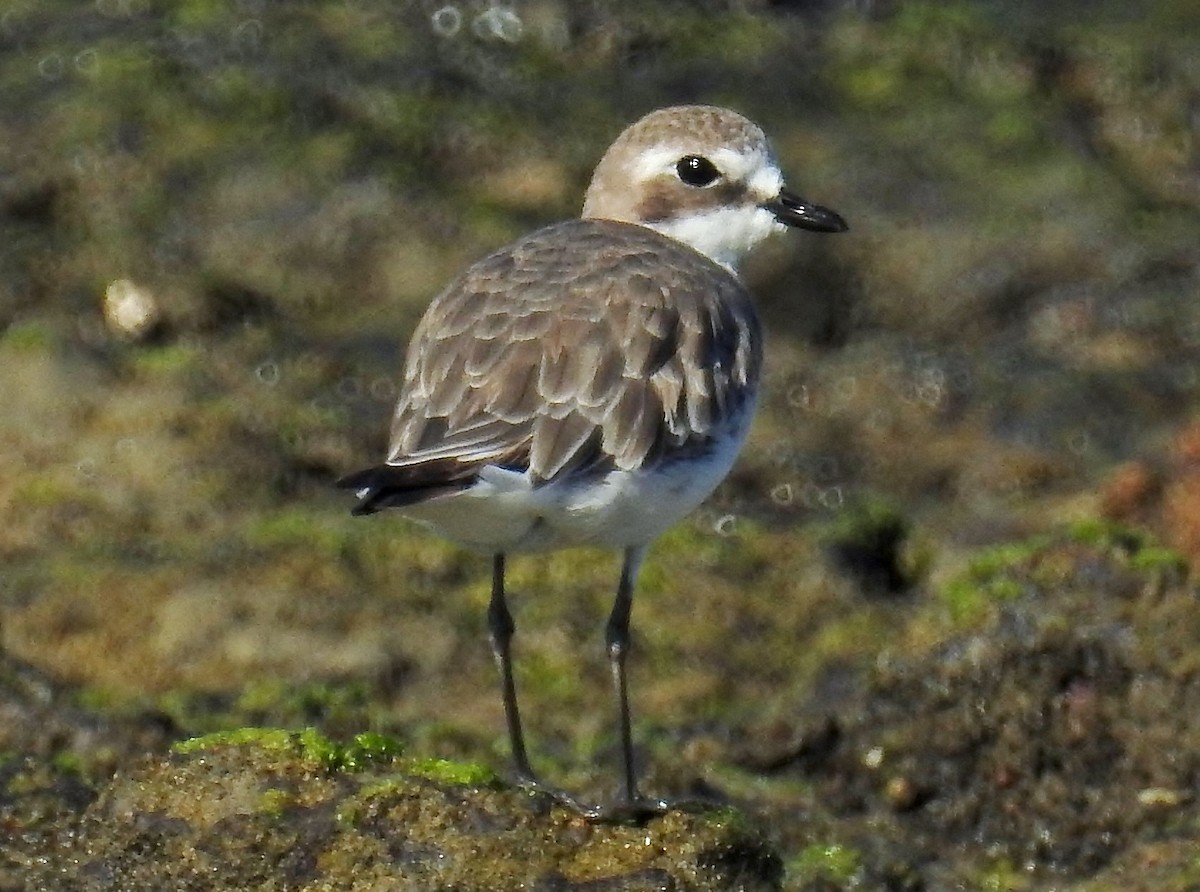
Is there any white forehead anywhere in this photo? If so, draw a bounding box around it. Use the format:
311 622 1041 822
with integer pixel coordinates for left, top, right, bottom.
629 144 784 198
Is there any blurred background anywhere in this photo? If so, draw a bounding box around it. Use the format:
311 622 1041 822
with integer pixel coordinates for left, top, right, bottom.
2 0 1199 887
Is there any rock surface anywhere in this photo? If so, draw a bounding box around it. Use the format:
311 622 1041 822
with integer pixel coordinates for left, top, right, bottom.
23 731 781 891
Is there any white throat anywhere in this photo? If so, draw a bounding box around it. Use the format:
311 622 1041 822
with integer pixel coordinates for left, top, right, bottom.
645 204 784 272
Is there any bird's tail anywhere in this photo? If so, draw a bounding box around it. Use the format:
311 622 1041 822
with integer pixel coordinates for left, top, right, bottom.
336 462 475 516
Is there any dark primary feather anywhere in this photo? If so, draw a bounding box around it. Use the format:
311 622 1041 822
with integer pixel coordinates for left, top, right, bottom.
337 462 475 515
338 218 762 512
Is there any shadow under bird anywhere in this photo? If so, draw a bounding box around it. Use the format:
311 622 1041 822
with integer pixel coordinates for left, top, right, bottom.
339 105 847 819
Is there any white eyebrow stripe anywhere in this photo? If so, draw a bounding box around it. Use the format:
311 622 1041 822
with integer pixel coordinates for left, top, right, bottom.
708 147 754 180
632 145 691 181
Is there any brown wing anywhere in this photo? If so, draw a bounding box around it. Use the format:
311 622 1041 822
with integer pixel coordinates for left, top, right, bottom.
376 219 761 493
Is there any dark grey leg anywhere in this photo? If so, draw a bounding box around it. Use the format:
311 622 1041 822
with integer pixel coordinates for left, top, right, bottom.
605 545 646 804
487 547 694 822
487 552 535 781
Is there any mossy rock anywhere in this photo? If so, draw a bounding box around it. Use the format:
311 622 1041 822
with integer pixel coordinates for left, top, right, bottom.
36 729 782 890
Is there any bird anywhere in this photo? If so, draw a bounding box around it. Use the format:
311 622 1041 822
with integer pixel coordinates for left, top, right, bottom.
338 105 847 818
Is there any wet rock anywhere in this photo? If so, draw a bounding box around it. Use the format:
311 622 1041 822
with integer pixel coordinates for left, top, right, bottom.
29 731 782 891
759 529 1200 884
0 651 175 890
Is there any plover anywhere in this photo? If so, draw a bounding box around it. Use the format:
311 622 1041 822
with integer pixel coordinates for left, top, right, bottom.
339 105 846 817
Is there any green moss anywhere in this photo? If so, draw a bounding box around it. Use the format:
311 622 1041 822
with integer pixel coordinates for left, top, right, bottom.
702 761 819 806
986 107 1038 148
403 756 499 787
172 727 298 756
665 12 787 65
164 0 232 30
518 647 589 708
651 521 733 571
832 1 1001 111
696 805 753 835
231 679 297 717
1130 545 1189 575
13 474 90 510
129 343 201 376
151 676 382 740
49 751 85 777
318 4 412 62
940 521 1193 625
296 726 343 771
232 677 372 725
1 320 53 351
966 538 1052 578
335 760 499 827
152 689 212 735
839 57 905 108
1068 519 1189 576
646 513 773 584
977 857 1033 891
340 732 405 772
807 609 899 672
171 726 343 771
941 574 1026 618
1067 517 1145 551
1183 852 1200 886
171 726 407 775
256 787 293 819
72 686 117 713
208 67 290 122
788 842 863 886
243 507 351 554
939 538 1047 623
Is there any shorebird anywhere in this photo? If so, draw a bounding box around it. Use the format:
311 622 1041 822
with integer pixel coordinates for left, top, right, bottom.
339 105 847 818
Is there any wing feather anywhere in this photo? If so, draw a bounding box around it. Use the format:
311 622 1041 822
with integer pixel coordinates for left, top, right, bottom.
372 219 761 494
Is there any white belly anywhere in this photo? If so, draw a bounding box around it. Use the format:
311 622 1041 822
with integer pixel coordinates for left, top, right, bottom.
399 407 754 553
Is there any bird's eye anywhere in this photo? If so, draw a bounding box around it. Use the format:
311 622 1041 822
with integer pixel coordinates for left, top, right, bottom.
675 155 721 187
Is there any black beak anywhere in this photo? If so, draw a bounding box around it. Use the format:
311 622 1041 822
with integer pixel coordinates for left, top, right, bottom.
764 188 848 233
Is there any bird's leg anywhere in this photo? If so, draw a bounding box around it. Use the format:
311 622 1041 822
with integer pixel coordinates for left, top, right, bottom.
487 547 703 822
591 545 718 822
605 545 654 807
487 553 604 816
487 552 536 783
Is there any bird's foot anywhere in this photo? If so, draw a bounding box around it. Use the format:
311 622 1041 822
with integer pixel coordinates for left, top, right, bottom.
583 791 722 822
514 774 718 823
